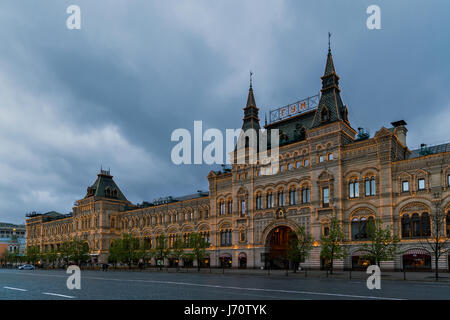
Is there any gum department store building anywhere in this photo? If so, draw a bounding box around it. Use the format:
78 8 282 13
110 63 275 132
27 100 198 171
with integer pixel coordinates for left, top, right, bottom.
26 47 450 271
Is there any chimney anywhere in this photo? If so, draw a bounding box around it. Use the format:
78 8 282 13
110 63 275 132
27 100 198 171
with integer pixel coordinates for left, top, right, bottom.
391 120 407 147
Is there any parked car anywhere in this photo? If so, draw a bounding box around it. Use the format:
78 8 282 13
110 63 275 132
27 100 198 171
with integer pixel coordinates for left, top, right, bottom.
18 264 35 270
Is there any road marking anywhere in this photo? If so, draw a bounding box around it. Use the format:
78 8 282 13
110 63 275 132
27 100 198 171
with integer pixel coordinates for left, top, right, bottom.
4 286 27 292
0 270 406 300
413 284 450 288
85 276 404 300
42 292 75 299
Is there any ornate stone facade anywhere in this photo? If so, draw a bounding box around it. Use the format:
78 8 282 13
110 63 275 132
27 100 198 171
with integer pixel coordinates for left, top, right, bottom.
26 49 450 270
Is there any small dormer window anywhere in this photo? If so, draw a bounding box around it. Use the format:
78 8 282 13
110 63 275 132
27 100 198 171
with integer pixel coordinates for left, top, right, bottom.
321 107 330 122
105 187 111 197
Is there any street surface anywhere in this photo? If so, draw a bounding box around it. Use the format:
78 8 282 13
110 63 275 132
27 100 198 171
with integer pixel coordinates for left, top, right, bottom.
0 269 449 300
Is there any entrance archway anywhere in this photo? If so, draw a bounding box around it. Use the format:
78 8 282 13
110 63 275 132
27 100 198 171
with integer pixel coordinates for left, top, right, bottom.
402 248 431 271
266 226 294 269
238 252 247 269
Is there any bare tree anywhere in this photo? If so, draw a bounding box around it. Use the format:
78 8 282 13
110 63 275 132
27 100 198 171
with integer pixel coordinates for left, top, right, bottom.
419 198 449 281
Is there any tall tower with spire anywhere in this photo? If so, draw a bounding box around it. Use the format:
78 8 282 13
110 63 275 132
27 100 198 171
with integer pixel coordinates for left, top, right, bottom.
241 72 261 132
312 35 349 127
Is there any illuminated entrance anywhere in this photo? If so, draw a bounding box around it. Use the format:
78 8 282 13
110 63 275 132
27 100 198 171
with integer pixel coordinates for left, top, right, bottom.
267 226 294 269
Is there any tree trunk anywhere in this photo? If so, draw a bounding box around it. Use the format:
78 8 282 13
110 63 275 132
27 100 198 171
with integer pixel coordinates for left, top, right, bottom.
435 251 439 281
330 258 334 275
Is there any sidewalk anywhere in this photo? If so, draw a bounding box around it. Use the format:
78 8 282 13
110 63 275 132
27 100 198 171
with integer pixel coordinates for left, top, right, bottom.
97 266 450 282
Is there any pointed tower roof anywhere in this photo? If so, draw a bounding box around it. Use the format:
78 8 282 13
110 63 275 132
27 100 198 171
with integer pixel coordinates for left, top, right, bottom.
312 38 349 128
84 169 128 201
241 72 261 132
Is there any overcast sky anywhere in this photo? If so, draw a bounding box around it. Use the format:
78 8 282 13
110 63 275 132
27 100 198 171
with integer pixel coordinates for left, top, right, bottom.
0 1 449 224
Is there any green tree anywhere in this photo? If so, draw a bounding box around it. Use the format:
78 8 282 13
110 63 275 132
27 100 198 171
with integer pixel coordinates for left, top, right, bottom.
26 245 40 265
170 238 185 271
419 202 449 281
59 241 73 267
110 234 140 269
70 239 90 267
136 238 153 269
358 219 399 267
287 226 313 272
45 249 59 268
108 239 121 267
189 232 210 272
154 235 171 269
320 216 347 275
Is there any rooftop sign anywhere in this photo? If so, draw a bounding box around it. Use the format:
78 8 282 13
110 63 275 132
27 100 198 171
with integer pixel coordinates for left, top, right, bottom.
268 94 319 124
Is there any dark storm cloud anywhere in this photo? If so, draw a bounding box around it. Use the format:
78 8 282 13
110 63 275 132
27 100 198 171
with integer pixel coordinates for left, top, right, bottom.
0 1 449 224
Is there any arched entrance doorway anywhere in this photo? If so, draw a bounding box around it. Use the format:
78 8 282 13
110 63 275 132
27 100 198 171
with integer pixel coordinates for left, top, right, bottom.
238 252 247 269
266 226 294 269
402 248 431 271
219 253 232 268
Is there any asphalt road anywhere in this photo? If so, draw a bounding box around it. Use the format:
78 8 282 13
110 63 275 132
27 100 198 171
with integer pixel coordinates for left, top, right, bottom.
0 269 449 300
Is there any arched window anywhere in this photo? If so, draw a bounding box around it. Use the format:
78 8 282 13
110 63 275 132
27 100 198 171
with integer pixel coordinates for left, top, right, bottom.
421 213 430 236
277 190 284 207
351 217 374 240
240 199 246 216
220 230 232 246
302 186 310 204
402 212 430 238
266 192 273 209
256 194 263 210
349 179 359 199
219 201 226 215
412 213 421 237
289 188 297 205
365 177 376 196
227 200 233 214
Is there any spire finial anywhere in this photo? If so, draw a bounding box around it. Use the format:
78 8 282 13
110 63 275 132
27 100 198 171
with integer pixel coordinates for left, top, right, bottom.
249 70 253 89
328 32 332 53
